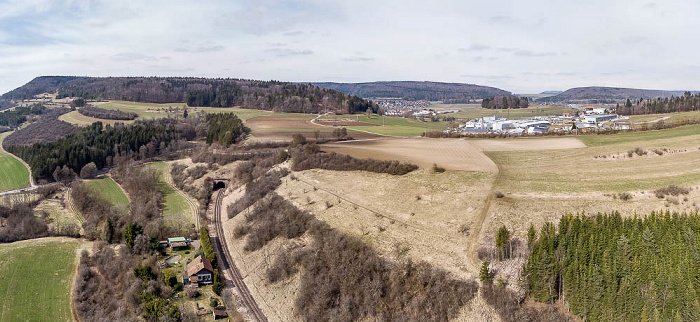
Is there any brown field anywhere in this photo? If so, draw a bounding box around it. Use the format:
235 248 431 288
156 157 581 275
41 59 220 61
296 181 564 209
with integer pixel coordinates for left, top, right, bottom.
247 115 381 141
322 138 499 172
58 110 135 126
314 119 379 127
470 137 586 151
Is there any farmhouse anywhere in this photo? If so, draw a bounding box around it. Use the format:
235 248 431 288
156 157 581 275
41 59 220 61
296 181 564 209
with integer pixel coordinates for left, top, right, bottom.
183 256 214 287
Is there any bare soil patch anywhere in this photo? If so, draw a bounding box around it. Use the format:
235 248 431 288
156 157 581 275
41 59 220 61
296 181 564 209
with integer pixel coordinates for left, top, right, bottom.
315 119 379 127
470 137 586 151
322 138 498 172
246 116 320 131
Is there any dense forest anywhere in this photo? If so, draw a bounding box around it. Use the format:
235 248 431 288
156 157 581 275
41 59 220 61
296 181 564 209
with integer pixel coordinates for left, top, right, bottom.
311 81 511 101
525 211 700 321
617 91 700 115
2 76 376 114
0 103 45 127
481 95 529 109
78 105 138 120
5 121 179 180
205 113 247 147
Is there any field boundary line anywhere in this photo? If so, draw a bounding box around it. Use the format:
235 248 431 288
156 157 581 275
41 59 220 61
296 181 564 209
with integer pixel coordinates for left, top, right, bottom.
161 162 199 230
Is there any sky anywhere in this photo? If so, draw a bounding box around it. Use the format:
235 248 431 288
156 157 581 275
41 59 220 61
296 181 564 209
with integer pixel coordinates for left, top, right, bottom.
1 0 699 95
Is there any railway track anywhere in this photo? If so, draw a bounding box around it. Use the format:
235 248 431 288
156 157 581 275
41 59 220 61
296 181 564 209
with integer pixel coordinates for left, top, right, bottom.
211 189 268 322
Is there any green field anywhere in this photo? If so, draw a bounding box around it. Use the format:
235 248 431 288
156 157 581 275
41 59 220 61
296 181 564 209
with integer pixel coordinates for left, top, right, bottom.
320 114 448 136
85 176 129 209
0 238 86 322
0 131 31 192
578 123 700 147
146 162 194 227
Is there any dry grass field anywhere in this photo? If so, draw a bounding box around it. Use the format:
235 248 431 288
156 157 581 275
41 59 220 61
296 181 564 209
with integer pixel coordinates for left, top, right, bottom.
58 110 135 126
321 138 499 172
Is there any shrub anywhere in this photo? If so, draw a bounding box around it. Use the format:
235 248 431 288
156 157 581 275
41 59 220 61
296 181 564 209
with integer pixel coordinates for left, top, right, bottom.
654 185 691 198
618 192 633 201
495 191 505 198
432 163 446 173
480 261 491 283
292 150 418 175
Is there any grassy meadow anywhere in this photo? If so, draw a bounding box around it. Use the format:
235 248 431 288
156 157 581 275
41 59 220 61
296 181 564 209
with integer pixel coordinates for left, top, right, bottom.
0 131 31 192
85 176 129 210
146 162 195 227
0 238 87 322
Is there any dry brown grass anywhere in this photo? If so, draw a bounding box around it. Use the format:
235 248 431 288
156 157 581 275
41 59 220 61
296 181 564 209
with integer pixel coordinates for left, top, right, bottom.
322 138 499 172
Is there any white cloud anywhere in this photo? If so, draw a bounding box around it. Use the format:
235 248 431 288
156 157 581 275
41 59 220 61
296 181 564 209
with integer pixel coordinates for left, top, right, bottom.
1 0 700 94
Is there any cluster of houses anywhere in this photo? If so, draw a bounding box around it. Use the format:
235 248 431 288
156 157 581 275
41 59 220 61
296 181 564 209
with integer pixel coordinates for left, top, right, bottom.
458 113 628 135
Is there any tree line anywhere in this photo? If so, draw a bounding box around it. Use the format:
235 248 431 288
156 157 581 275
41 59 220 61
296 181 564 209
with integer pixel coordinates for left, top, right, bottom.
78 105 138 120
0 103 45 127
481 96 529 109
617 91 700 115
525 211 700 321
3 76 377 114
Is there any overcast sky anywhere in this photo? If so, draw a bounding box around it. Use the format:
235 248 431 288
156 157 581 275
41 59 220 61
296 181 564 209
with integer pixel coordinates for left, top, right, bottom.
1 0 698 94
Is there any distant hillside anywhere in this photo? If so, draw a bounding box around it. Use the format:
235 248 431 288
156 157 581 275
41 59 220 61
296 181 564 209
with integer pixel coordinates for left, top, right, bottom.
538 87 692 104
309 81 511 102
2 76 375 114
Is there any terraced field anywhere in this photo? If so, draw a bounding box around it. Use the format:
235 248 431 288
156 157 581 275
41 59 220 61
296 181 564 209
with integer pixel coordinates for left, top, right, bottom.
0 238 89 322
0 131 31 192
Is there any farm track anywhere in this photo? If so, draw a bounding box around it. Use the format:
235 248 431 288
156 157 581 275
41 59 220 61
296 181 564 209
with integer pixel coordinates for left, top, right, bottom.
467 162 503 268
211 189 267 322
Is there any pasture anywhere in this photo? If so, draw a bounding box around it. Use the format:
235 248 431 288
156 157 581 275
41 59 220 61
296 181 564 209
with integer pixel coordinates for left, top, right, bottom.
146 162 195 228
85 176 129 210
0 131 31 192
319 114 447 137
0 238 88 322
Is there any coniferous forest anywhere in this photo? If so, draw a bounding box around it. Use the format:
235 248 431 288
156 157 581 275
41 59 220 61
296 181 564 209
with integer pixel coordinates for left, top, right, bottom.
5 121 178 180
525 211 700 321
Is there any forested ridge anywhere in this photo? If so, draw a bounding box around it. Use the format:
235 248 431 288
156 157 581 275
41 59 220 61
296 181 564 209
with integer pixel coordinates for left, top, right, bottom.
311 81 511 101
2 76 376 114
526 211 700 321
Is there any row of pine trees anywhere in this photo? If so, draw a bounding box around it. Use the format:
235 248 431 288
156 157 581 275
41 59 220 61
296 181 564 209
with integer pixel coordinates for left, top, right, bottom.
525 211 700 321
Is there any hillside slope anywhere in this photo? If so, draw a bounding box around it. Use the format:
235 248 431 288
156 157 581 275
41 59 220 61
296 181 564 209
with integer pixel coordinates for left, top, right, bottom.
539 86 693 104
310 81 510 101
2 76 375 114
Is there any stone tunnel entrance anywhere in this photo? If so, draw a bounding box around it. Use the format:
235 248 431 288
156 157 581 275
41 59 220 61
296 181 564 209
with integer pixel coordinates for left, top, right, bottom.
213 178 229 191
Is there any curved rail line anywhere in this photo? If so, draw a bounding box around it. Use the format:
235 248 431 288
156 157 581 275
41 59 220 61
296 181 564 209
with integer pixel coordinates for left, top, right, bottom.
211 189 267 322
